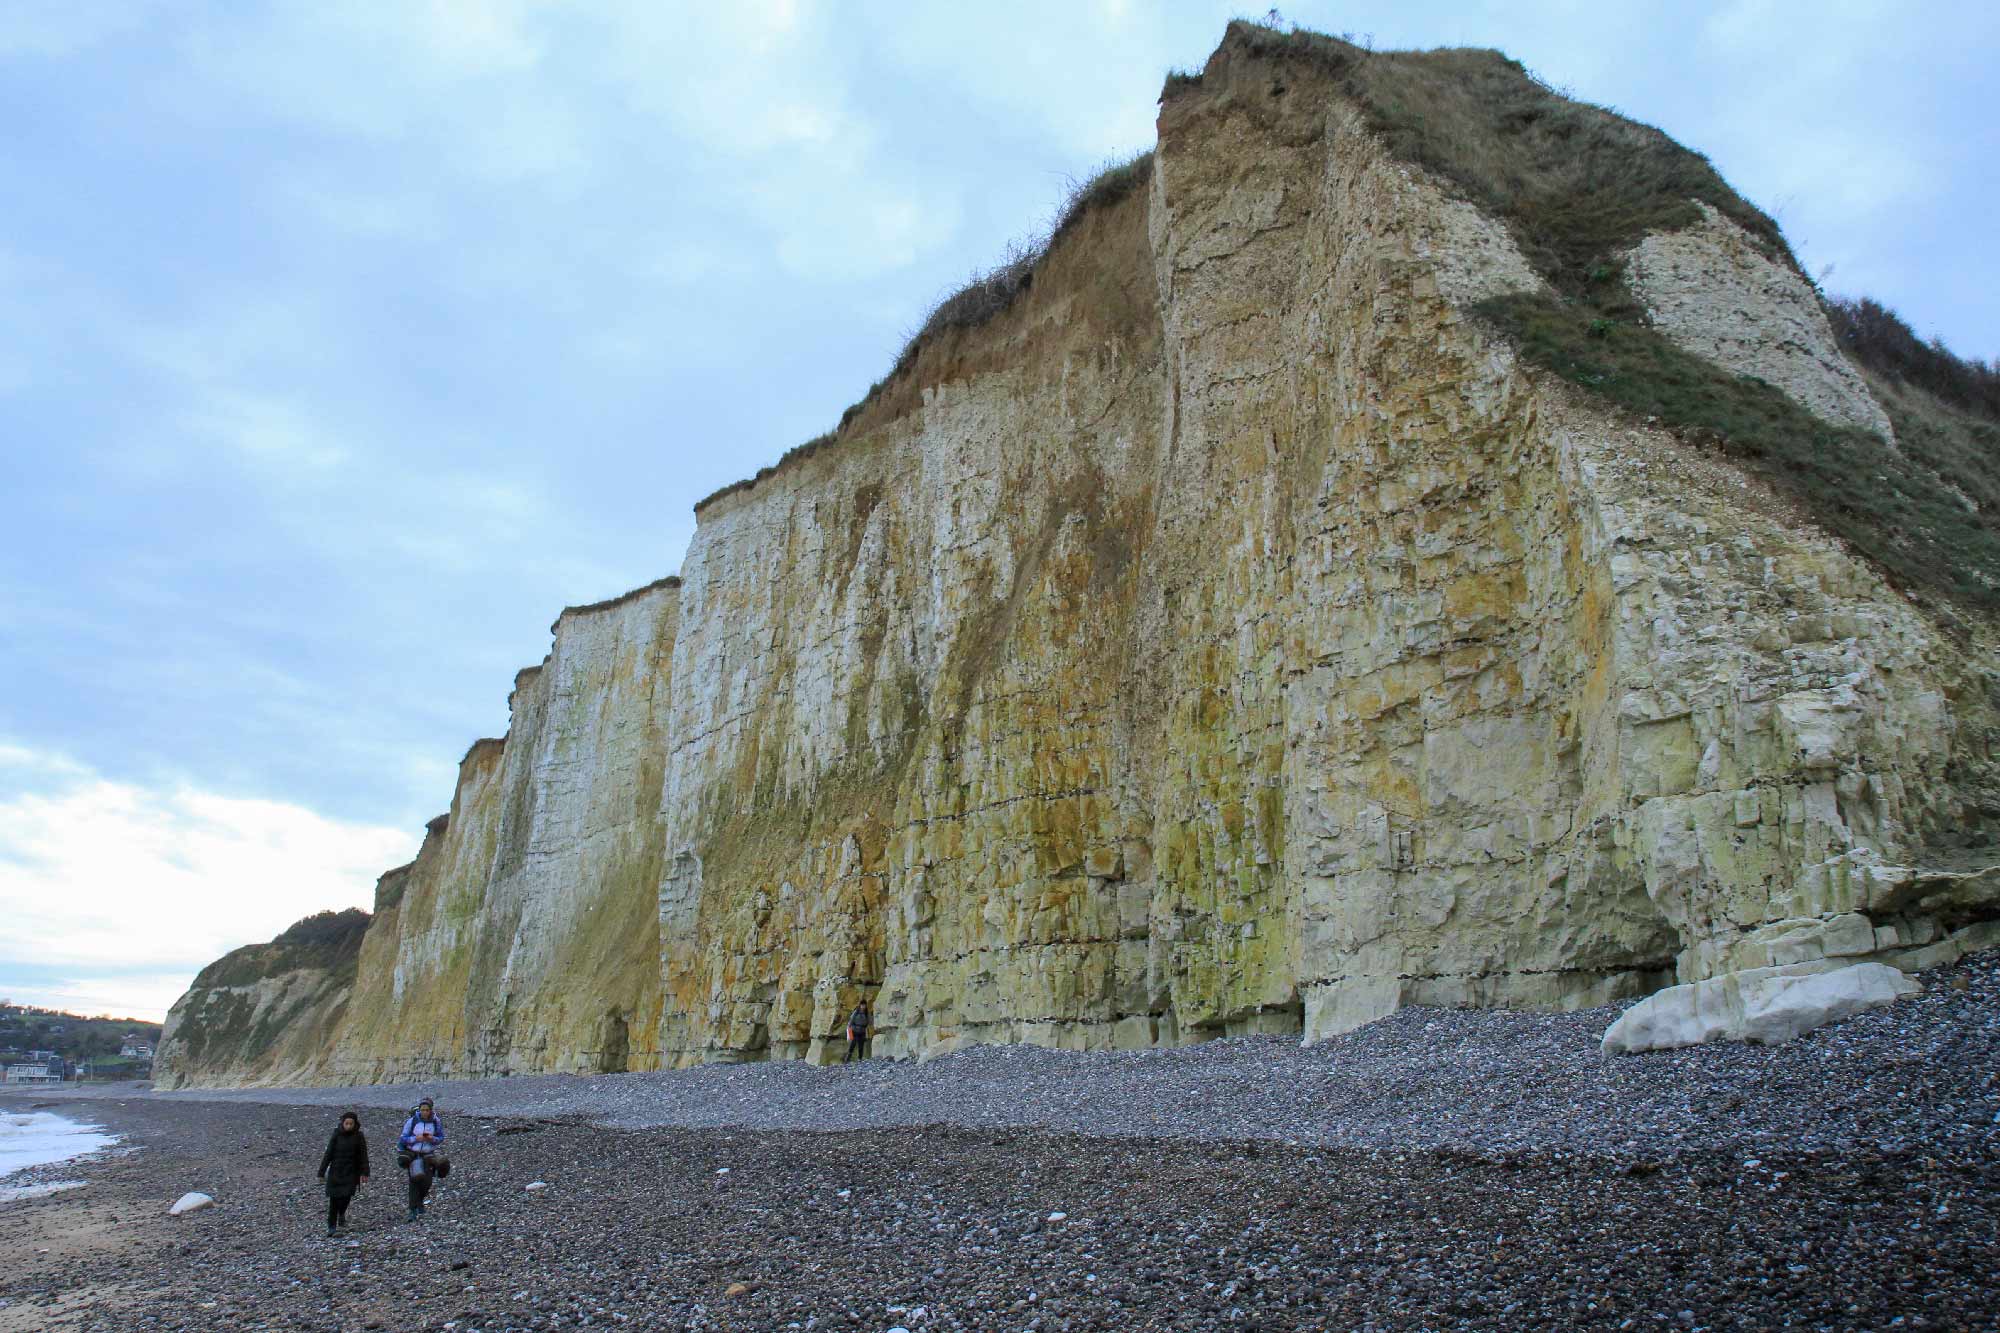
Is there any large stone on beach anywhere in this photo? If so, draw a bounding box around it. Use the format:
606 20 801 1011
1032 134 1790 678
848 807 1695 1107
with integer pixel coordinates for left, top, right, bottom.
1602 962 1921 1055
168 1191 215 1216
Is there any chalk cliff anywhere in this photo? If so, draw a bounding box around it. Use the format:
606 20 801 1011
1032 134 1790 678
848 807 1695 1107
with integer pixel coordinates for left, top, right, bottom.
160 580 679 1087
155 910 370 1088
156 24 2000 1089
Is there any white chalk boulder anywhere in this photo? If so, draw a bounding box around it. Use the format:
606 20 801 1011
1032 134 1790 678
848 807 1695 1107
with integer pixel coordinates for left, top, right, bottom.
168 1192 215 1216
1603 961 1920 1055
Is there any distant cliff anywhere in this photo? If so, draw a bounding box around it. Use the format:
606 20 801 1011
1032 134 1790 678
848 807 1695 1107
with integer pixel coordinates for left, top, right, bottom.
156 909 369 1087
156 23 2000 1090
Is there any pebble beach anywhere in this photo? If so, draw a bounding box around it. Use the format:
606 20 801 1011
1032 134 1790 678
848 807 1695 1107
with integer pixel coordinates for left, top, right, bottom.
3 951 1996 1331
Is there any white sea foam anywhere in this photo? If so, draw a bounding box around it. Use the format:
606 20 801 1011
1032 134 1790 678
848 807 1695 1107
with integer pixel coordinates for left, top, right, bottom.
0 1111 119 1181
0 1178 87 1202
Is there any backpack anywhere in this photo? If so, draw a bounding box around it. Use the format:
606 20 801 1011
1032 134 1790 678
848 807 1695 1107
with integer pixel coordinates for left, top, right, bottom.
397 1107 443 1168
396 1148 450 1177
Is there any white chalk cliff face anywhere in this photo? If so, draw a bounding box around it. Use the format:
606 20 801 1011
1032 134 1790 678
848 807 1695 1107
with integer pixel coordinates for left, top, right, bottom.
159 582 679 1089
156 28 1999 1089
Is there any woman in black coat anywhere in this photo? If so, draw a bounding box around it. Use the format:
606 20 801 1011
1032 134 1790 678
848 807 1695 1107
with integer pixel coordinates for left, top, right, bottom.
316 1110 371 1235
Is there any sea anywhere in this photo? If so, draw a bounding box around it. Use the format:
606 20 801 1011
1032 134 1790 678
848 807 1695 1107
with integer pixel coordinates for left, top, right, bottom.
0 1108 119 1201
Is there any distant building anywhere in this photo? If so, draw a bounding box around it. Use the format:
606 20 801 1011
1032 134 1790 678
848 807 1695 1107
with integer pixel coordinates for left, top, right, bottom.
4 1062 61 1086
119 1037 155 1059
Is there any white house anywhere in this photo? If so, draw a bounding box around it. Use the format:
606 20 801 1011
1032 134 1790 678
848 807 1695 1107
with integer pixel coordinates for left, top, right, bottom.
4 1062 61 1086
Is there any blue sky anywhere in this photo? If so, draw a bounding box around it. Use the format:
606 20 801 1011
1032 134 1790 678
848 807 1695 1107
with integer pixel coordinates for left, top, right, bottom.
2 1 1995 1023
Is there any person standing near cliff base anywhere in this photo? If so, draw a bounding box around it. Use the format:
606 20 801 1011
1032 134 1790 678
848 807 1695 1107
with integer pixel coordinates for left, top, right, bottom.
844 998 872 1063
397 1098 446 1221
316 1110 370 1236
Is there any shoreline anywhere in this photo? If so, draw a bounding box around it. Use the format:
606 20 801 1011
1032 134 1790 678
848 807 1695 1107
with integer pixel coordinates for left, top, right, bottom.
1 1109 122 1185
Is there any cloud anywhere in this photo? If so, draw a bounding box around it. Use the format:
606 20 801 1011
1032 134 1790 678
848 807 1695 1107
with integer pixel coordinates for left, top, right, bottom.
1 0 1995 1045
170 1 965 282
0 744 417 1020
184 391 353 473
0 970 199 1025
413 0 544 75
871 1 1173 163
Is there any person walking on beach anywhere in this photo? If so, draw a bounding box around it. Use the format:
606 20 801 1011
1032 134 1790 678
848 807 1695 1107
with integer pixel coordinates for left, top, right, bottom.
844 998 872 1063
316 1110 370 1236
397 1097 446 1221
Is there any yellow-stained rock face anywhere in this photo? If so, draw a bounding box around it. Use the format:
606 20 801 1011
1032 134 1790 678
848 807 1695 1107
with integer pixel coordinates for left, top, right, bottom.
154 909 371 1090
156 28 2000 1089
156 582 679 1088
333 581 679 1081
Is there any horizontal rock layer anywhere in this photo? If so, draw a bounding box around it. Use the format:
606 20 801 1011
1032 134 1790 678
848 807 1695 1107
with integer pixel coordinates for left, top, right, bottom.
157 27 2000 1088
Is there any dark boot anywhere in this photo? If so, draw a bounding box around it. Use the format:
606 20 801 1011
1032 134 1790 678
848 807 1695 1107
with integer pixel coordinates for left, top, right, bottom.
408 1171 429 1220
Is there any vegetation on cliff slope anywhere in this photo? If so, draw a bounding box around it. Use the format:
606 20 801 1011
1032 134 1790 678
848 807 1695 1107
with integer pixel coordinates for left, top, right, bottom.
1479 293 2000 608
193 908 371 990
691 151 1153 514
695 19 2000 611
165 909 371 1076
1826 299 2000 609
1204 22 1785 294
891 151 1154 363
1211 21 1998 610
1828 297 2000 418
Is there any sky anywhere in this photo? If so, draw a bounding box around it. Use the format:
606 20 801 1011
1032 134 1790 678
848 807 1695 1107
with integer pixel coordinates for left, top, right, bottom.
2 1 1995 1025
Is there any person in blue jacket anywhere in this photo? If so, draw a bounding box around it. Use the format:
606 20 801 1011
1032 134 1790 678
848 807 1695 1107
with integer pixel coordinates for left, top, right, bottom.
397 1097 446 1221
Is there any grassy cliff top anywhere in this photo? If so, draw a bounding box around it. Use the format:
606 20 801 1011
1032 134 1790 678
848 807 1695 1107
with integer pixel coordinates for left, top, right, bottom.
1201 22 1789 292
690 152 1152 517
688 19 1786 521
552 573 684 630
191 908 372 990
1205 21 1997 612
683 20 1998 612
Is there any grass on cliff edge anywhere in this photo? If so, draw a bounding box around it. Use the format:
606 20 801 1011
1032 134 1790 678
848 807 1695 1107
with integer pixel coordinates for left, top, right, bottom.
700 21 1769 515
691 152 1152 515
1224 22 2000 611
170 909 373 1066
1477 293 2000 609
695 22 2000 614
1209 22 1787 295
197 907 371 989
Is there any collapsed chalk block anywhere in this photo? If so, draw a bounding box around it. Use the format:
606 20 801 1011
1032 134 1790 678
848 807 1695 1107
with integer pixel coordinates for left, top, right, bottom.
1602 961 1921 1054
